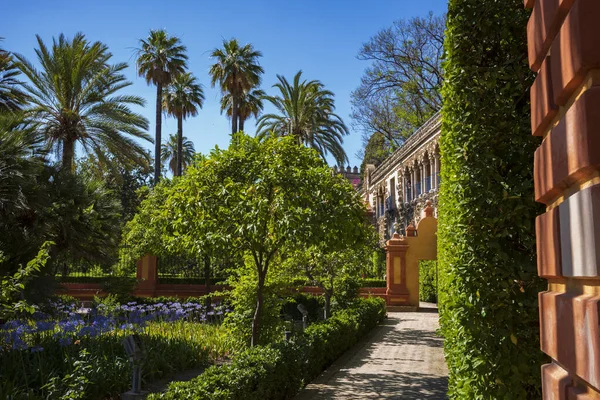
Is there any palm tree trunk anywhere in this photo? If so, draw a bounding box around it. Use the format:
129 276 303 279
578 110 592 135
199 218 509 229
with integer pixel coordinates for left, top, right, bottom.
61 137 75 172
239 116 245 132
231 95 239 135
176 115 183 176
154 82 163 183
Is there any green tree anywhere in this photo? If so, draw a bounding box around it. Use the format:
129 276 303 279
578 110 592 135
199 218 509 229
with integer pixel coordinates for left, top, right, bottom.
359 131 391 180
257 71 349 166
76 153 151 222
287 243 372 319
15 33 151 173
162 72 204 176
209 39 264 134
136 29 188 182
438 0 545 398
130 134 368 346
160 133 195 176
220 88 265 132
0 38 28 112
0 242 51 319
352 13 445 152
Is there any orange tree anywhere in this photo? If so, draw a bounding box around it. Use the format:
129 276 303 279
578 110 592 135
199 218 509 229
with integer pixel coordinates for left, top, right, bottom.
125 134 371 346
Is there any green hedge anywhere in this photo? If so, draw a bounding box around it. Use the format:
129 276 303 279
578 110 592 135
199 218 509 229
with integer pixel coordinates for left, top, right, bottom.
149 297 386 400
439 1 546 398
419 261 437 303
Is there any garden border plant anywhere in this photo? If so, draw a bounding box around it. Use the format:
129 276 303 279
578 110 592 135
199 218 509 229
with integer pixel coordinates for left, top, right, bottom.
148 296 386 400
438 0 546 398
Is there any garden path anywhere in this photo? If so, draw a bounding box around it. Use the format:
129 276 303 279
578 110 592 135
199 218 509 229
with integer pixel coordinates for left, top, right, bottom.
295 303 448 399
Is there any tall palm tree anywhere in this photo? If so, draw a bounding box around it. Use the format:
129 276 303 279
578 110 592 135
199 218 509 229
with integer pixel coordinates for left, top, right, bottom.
15 33 151 172
209 39 263 134
0 38 28 112
256 71 350 165
220 88 265 132
136 29 187 182
162 72 204 176
161 133 195 175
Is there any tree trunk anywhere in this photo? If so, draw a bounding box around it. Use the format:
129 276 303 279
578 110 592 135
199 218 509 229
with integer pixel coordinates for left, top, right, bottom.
324 290 332 320
239 116 245 132
251 271 265 347
231 95 239 135
61 138 75 172
176 115 183 176
203 253 211 290
154 82 163 183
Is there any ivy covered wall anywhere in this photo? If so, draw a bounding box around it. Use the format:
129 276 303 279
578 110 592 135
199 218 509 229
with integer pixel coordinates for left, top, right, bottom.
438 0 547 398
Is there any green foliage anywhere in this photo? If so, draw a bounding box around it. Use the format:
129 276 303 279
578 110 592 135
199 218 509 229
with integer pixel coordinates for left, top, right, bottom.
256 71 350 165
161 133 196 176
209 38 263 135
360 278 386 288
222 262 288 348
131 133 370 345
16 33 151 172
419 261 437 303
438 1 546 398
0 320 232 399
149 297 386 400
0 242 51 319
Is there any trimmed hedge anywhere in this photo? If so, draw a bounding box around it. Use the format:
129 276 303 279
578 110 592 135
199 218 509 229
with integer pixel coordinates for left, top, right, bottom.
439 1 546 398
149 297 386 399
418 261 437 303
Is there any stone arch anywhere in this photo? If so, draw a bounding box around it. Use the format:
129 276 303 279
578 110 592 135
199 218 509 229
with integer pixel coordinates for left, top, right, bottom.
385 201 437 310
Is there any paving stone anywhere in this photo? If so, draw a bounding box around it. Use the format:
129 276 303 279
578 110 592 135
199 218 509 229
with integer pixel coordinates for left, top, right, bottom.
295 306 448 399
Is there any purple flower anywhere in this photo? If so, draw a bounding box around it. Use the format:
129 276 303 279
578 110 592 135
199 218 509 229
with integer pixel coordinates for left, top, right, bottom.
59 337 72 347
30 346 44 353
36 321 55 332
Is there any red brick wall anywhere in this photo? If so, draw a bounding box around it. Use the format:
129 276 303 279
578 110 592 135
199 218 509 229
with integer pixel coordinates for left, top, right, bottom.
527 0 600 398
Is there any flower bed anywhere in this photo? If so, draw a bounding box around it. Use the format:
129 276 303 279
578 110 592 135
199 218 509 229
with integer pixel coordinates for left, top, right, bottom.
0 298 233 399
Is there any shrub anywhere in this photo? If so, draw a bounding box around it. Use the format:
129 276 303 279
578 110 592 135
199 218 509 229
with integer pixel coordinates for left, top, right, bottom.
439 0 546 398
418 261 437 303
150 297 386 400
360 278 386 287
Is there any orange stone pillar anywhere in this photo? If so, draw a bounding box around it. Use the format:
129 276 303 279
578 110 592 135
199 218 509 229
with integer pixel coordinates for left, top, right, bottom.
385 233 410 307
527 0 600 397
135 254 157 297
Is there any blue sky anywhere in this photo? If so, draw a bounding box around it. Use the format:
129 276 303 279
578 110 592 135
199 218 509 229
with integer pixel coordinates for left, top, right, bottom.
4 0 448 168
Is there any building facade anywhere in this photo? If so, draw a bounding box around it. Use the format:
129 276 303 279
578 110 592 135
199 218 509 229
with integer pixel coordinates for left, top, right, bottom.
361 112 441 246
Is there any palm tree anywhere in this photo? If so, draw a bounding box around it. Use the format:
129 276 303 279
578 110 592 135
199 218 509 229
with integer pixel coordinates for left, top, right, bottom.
220 88 265 132
161 133 195 175
162 72 204 176
0 38 28 112
209 39 263 134
15 33 151 172
256 71 350 165
136 29 188 182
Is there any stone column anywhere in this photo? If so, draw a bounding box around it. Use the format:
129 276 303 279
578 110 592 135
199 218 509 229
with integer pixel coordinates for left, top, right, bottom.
385 232 409 306
135 254 158 297
527 0 600 397
420 161 425 196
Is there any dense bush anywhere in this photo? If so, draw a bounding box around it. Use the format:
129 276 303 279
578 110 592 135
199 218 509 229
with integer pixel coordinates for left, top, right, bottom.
439 0 546 398
419 261 437 303
360 278 386 288
149 297 386 400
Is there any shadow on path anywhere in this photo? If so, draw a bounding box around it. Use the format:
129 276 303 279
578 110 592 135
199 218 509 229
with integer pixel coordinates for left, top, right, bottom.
296 312 448 399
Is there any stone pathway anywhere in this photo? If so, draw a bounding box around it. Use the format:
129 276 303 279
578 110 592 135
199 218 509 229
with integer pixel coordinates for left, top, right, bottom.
295 303 448 399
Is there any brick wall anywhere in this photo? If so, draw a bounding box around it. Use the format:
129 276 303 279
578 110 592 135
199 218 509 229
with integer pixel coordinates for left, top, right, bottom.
527 0 600 398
